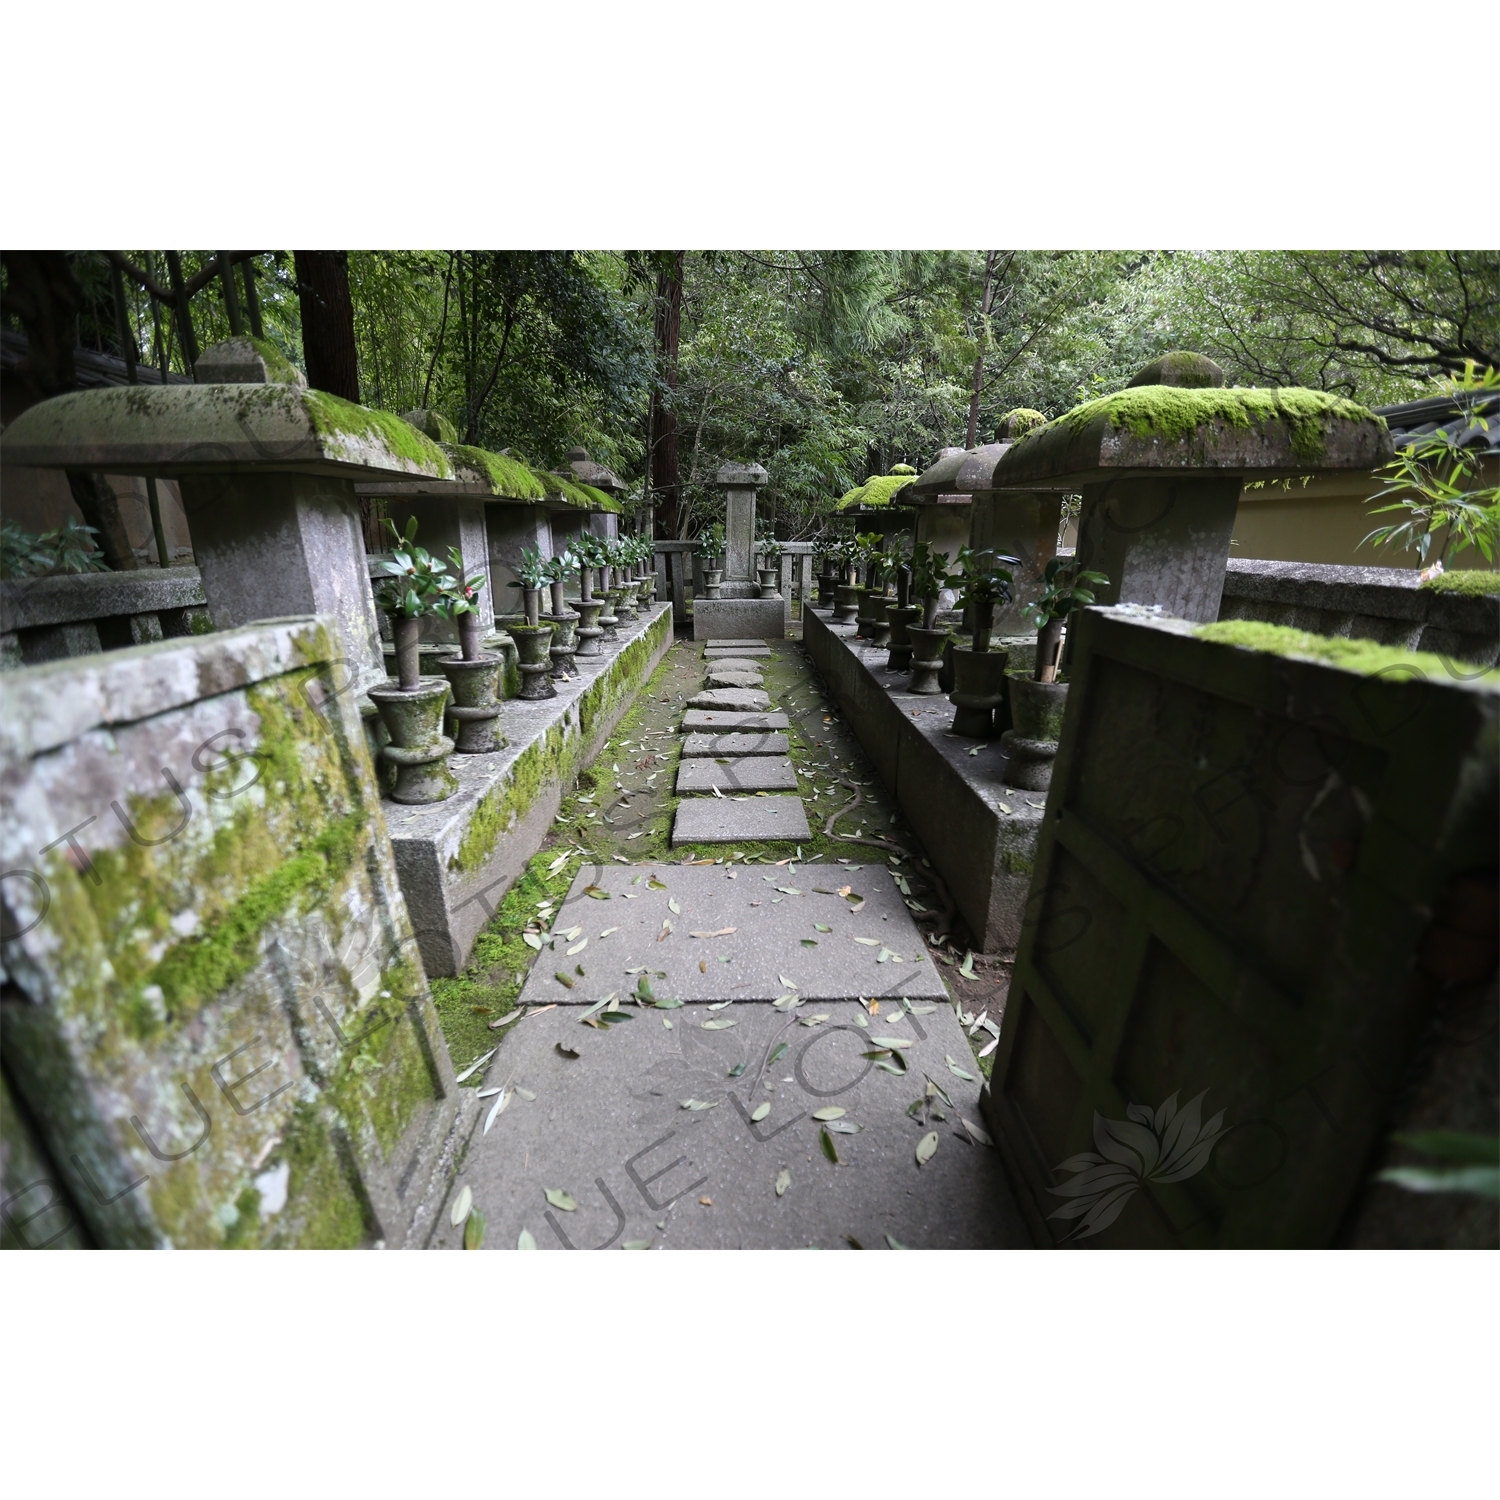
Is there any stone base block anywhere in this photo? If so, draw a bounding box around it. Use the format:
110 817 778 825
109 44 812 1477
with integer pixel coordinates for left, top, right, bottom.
388 604 673 976
693 598 785 640
802 606 1046 951
672 794 811 845
681 732 790 757
675 756 799 792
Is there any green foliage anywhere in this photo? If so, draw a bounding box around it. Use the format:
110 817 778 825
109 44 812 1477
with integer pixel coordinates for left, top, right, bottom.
950 545 1020 606
1025 557 1109 628
512 545 550 591
1362 363 1500 567
0 518 108 578
374 517 458 619
1379 1132 1500 1199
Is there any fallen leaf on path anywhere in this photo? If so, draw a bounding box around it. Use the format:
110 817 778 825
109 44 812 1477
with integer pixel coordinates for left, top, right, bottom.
961 1116 993 1147
853 936 881 946
515 1087 536 1101
622 1239 653 1250
821 1129 840 1164
464 1212 486 1249
699 1197 713 1207
871 1036 913 1050
775 1169 792 1198
779 974 799 990
813 923 832 933
679 1098 720 1111
751 1102 770 1122
825 1120 862 1135
667 897 681 914
490 1009 526 1030
707 1000 733 1011
584 886 610 900
483 1090 510 1133
728 1062 746 1078
599 926 619 937
554 971 575 989
916 1132 939 1166
701 1017 737 1030
885 1233 908 1249
566 938 588 956
545 1188 578 1211
945 1055 975 1081
523 933 544 951
454 1048 496 1083
449 1185 472 1226
978 1036 999 1058
812 1107 847 1121
518 1229 537 1250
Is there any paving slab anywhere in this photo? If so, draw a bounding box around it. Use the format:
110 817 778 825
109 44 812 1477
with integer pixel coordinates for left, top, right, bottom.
699 657 765 674
676 757 799 793
686 688 772 712
705 639 767 648
517 863 945 1005
704 645 771 658
681 732 790 758
431 1000 1031 1250
681 710 790 731
705 670 766 690
672 794 812 847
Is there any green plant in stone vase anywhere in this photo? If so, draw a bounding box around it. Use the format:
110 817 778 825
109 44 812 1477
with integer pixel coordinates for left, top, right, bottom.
950 545 1021 653
375 517 457 689
909 541 949 629
700 522 726 567
1025 556 1108 682
435 544 488 658
1362 361 1500 576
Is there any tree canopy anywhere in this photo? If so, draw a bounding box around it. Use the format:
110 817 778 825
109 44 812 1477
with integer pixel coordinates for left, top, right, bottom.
7 248 1495 541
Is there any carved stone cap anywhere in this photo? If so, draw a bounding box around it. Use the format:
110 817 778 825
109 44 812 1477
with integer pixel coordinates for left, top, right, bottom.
193 336 307 389
717 461 768 487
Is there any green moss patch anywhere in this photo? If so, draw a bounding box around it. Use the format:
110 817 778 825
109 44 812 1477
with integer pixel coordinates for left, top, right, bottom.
997 408 1047 440
247 336 303 386
305 390 451 477
1196 619 1500 684
1419 570 1500 597
449 445 548 501
1016 386 1384 465
837 472 919 510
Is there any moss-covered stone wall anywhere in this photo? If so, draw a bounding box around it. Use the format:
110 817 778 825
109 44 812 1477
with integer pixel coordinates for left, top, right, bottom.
0 620 454 1248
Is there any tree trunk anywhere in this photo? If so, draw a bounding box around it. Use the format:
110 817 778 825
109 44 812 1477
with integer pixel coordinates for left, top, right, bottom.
648 252 685 538
295 251 360 399
965 251 999 450
295 252 373 545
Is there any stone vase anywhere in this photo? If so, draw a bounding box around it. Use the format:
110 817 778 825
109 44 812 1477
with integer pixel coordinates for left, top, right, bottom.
509 622 557 700
949 647 1010 738
833 583 861 624
369 678 456 803
544 609 580 677
757 567 783 601
391 615 422 691
702 568 724 600
457 612 484 662
1002 677 1069 790
853 587 876 639
440 654 504 753
600 590 623 640
522 588 542 628
885 603 921 673
939 635 963 694
571 598 604 656
906 625 948 695
817 572 837 608
616 582 640 623
867 595 893 649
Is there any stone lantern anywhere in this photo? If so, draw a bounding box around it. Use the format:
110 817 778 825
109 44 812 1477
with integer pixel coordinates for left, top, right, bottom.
988 356 1394 625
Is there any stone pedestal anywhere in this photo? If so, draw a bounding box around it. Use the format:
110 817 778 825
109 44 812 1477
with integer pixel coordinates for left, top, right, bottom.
510 623 556 700
544 610 579 676
906 625 947 694
885 603 920 672
970 490 1063 635
719 461 768 597
370 678 458 803
1074 475 1242 623
571 599 604 656
439 654 504 753
949 647 1009 737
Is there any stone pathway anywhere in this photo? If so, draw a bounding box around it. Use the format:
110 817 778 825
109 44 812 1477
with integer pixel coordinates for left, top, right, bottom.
429 629 1031 1249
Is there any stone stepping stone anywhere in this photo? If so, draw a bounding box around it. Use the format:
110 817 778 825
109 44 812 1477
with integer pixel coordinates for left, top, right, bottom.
704 645 771 658
676 757 798 793
672 794 811 845
681 710 790 730
516 864 947 1005
686 688 771 712
701 657 765 674
681 732 789 757
705 639 766 648
706 670 765 690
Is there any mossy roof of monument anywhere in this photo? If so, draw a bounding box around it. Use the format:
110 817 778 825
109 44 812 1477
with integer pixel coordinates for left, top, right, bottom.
836 471 920 510
1196 618 1500 686
304 391 452 477
528 466 620 511
998 407 1047 438
1419 569 1500 597
445 444 549 500
244 336 303 386
995 385 1390 484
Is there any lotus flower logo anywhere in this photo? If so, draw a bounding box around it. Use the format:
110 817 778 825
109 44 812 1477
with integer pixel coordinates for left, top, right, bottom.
1049 1090 1228 1241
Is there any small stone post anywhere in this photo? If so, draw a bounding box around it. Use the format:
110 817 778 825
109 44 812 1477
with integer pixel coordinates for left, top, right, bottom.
719 461 768 599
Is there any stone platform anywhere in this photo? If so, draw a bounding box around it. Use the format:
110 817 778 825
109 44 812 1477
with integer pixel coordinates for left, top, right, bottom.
672 795 812 845
693 599 785 640
802 605 1046 951
388 603 673 977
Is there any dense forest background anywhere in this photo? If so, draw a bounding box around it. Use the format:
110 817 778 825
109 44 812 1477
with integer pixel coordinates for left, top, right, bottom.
8 249 1497 540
